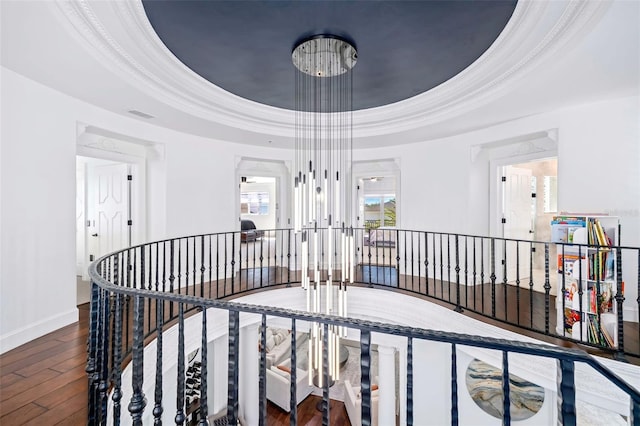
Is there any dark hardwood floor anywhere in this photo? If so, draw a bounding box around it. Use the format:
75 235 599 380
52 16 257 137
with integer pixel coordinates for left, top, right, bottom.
0 302 349 425
1 269 638 424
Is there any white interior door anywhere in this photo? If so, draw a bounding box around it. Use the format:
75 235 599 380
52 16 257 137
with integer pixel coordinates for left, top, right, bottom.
87 163 130 263
503 166 533 280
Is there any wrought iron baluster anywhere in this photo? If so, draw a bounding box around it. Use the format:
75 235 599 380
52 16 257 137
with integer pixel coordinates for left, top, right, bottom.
290 319 298 426
454 235 462 313
178 239 182 295
397 229 401 287
201 236 206 298
169 241 175 317
155 243 160 293
615 248 625 355
322 323 330 426
410 231 415 291
216 235 220 298
557 359 576 426
146 246 151 335
464 236 468 309
447 234 452 302
259 315 267 426
503 239 508 321
440 234 444 298
128 295 146 426
516 241 520 325
209 235 212 297
112 292 124 425
424 232 429 297
227 310 240 425
184 239 189 296
231 233 236 295
133 248 137 290
490 238 496 318
153 299 164 425
530 242 535 329
450 343 458 426
287 229 292 286
407 337 413 426
433 233 437 297
175 303 186 425
502 351 511 426
544 243 551 336
87 282 100 424
360 330 372 426
199 307 209 425
637 250 640 356
98 288 111 423
480 239 485 314
367 228 372 285
192 237 197 296
416 232 421 293
260 233 264 288
473 237 477 311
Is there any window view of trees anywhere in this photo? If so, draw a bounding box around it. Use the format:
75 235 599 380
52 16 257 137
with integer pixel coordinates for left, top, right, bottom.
364 195 396 229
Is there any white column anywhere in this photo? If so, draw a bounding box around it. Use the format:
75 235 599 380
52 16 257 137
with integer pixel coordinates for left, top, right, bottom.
377 345 397 426
239 323 259 425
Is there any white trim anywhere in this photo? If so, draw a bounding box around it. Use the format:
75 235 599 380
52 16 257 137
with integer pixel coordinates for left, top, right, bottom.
486 132 558 238
235 158 291 231
0 309 78 354
51 1 610 144
76 125 150 280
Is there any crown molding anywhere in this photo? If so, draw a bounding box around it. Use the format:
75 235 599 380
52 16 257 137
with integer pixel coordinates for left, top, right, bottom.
52 0 610 143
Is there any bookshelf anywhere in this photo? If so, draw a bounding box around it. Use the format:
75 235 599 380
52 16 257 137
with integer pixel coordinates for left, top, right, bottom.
552 215 619 349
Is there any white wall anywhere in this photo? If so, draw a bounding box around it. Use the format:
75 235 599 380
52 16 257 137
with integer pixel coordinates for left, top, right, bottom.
352 96 640 318
0 67 292 353
1 67 78 352
2 63 639 352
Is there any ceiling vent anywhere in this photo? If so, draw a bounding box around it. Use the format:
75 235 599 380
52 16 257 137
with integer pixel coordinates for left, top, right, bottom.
127 110 154 119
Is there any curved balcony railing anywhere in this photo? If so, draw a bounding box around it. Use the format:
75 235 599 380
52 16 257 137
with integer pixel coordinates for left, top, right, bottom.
87 228 640 425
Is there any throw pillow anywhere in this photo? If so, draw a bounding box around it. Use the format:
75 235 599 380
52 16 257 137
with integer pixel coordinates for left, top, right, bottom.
270 365 290 379
276 364 291 374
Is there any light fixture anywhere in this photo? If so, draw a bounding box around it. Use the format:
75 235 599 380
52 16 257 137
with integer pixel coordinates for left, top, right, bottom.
292 35 357 388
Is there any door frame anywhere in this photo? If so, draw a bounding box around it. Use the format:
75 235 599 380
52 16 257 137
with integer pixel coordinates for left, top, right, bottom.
77 146 146 281
352 159 401 229
489 152 557 239
235 157 290 231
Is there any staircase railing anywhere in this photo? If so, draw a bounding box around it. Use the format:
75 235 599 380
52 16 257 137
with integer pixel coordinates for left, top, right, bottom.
87 228 640 425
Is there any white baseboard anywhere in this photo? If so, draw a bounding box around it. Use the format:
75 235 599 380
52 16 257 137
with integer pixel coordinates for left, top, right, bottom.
624 306 638 323
0 309 79 354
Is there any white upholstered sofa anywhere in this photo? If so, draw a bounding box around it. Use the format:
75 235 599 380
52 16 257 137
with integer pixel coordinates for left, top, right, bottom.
344 378 379 426
263 327 308 369
266 358 314 412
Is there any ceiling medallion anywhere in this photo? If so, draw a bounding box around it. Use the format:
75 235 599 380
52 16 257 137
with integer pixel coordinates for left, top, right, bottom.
292 36 357 77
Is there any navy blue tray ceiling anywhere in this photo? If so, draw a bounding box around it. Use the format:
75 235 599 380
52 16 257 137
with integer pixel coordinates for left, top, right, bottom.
143 1 517 112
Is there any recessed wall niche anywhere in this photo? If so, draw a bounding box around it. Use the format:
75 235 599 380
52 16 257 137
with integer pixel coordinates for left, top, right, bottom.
465 358 544 421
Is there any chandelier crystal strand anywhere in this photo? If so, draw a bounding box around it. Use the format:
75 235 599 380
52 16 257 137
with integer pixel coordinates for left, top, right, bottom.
292 35 356 385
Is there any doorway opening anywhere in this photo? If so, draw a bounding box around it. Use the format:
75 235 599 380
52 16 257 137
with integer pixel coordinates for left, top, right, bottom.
76 156 133 304
240 176 277 232
499 157 558 291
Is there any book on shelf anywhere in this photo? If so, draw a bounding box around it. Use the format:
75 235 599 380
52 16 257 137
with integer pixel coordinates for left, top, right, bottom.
558 253 582 275
587 218 612 247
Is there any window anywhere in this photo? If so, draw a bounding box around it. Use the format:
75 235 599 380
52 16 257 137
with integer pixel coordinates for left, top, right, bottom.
364 195 396 229
240 191 269 215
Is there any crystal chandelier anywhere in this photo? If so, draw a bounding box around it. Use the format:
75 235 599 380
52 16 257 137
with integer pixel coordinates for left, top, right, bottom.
291 35 357 387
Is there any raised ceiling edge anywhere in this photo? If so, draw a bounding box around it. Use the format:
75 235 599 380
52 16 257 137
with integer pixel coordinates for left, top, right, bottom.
354 0 611 136
52 0 295 137
53 0 609 143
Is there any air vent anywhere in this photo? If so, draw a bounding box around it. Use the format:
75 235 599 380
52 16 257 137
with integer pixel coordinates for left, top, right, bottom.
127 110 154 119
